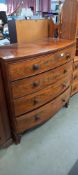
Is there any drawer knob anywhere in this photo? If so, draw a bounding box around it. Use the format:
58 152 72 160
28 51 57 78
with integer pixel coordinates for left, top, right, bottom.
62 99 66 103
33 64 40 70
33 82 39 87
33 98 39 105
63 69 67 74
62 83 67 88
66 54 71 59
34 114 40 121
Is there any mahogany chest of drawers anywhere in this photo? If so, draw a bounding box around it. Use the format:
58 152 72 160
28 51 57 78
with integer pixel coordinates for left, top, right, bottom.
0 38 75 143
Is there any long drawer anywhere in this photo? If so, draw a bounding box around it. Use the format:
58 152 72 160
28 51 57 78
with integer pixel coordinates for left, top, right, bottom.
14 75 71 117
11 61 73 99
8 46 75 81
16 87 71 133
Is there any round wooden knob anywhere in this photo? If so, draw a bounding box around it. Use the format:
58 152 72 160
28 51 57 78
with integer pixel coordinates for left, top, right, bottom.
62 99 66 103
33 99 39 105
62 83 67 88
34 114 40 121
33 82 39 87
63 69 67 74
66 54 71 59
33 64 40 70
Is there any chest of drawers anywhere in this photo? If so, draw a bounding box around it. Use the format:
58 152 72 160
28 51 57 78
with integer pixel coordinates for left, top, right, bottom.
0 38 75 143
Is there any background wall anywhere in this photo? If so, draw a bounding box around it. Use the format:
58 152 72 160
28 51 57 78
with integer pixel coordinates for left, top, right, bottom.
0 0 51 15
40 0 50 12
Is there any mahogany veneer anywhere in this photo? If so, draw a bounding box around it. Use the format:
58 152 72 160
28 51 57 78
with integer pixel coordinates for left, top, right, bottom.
0 70 12 148
0 38 76 143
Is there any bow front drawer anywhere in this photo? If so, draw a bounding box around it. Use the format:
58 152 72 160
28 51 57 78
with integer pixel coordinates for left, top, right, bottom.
11 61 73 99
16 87 71 133
8 46 75 81
14 75 71 117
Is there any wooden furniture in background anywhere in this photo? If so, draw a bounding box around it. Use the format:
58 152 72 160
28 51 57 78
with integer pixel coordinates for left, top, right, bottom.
8 18 60 44
61 0 77 40
49 18 60 38
8 20 17 44
0 38 75 143
0 70 12 148
60 0 78 96
16 19 49 44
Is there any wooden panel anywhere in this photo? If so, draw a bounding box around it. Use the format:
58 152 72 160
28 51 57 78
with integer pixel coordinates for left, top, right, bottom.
62 0 77 40
14 75 71 117
0 114 5 146
49 18 60 38
8 20 17 44
0 70 11 147
16 87 71 133
8 46 75 81
11 61 73 99
16 19 49 44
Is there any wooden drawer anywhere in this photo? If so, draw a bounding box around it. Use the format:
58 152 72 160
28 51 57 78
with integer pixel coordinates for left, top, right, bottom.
14 75 71 117
8 46 75 81
11 61 73 99
16 87 71 133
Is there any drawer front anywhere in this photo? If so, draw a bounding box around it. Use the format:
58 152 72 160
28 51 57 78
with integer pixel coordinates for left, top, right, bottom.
14 76 71 116
11 61 73 99
16 87 71 133
8 46 75 81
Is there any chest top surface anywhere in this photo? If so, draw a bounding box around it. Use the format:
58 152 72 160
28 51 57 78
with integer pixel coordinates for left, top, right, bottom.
0 38 76 61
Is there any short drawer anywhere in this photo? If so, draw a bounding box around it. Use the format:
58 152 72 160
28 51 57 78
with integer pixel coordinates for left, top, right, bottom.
11 61 73 99
14 76 71 117
8 46 75 81
16 87 71 133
